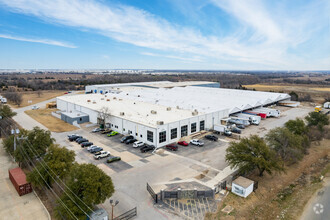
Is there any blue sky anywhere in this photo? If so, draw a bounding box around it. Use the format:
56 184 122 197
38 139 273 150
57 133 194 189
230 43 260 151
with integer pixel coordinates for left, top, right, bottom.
0 0 329 70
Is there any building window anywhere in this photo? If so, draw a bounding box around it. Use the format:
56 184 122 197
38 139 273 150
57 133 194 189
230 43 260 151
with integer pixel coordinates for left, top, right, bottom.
147 131 153 143
191 123 197 133
171 128 177 139
200 120 205 131
181 125 188 137
140 135 143 138
159 131 166 143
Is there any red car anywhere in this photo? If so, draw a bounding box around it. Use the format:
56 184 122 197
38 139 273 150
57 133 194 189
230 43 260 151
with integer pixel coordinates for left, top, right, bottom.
165 144 178 151
178 141 189 146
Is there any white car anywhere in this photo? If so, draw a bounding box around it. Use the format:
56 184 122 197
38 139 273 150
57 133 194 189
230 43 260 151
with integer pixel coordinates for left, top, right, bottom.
31 105 39 110
190 139 204 146
87 145 98 151
93 151 111 160
133 141 144 148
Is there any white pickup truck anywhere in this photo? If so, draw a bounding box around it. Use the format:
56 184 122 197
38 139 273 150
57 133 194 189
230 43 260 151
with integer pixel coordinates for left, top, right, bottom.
93 151 110 160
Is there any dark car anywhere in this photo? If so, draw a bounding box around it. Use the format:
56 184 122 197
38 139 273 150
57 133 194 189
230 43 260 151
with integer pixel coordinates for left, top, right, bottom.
205 135 218 141
236 124 245 129
69 135 82 142
90 147 103 153
166 144 178 151
77 138 89 144
75 137 84 143
140 145 155 153
125 138 137 144
107 156 121 163
231 127 241 134
81 142 93 147
121 135 134 143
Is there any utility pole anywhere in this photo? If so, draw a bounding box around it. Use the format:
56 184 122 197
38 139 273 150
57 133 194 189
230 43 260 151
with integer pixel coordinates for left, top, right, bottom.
11 128 26 164
109 200 119 220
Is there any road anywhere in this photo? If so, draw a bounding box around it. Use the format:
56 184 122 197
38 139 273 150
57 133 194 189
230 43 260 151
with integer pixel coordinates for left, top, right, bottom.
300 177 330 220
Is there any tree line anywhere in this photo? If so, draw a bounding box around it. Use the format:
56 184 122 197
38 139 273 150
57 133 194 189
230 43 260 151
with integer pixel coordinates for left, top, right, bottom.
2 125 114 219
226 111 329 177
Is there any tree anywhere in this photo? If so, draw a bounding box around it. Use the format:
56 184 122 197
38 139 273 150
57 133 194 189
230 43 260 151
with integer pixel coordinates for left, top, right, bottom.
37 90 43 98
0 104 17 118
55 164 114 219
266 127 305 164
285 118 308 135
289 91 298 101
27 145 76 188
3 87 23 107
305 111 329 131
97 107 111 127
226 135 284 176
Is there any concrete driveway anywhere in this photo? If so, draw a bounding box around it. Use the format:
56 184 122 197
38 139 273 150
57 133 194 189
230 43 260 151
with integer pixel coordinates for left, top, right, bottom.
0 142 50 220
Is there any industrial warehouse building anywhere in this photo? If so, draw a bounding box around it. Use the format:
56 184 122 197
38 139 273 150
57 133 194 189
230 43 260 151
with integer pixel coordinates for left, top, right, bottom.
56 81 291 148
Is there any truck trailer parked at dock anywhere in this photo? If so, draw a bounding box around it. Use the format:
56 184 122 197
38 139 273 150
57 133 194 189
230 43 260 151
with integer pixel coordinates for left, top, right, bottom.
233 113 261 125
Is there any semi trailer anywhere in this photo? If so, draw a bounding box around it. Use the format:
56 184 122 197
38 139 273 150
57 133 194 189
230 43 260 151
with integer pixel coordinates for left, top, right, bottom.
233 113 261 125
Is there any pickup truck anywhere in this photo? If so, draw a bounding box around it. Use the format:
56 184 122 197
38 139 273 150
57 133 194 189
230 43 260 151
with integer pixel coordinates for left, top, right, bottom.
93 151 111 160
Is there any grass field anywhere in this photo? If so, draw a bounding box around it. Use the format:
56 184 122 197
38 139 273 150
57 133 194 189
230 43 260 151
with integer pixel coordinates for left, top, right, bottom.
7 90 66 108
244 84 330 103
25 109 78 132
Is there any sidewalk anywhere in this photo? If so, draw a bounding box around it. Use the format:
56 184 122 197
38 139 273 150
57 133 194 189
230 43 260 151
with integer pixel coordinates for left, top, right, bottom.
0 142 50 220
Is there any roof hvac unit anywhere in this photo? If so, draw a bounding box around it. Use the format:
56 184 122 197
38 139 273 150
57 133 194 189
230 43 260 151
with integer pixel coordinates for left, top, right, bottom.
192 110 198 116
151 110 157 114
157 121 164 125
113 97 117 100
106 99 110 101
120 112 125 116
119 99 123 101
87 100 91 102
166 107 171 111
93 101 96 104
101 98 104 100
176 106 180 109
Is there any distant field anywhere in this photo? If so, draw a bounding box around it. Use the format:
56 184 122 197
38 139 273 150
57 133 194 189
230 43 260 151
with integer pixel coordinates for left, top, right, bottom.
244 84 330 103
25 109 78 132
6 90 65 108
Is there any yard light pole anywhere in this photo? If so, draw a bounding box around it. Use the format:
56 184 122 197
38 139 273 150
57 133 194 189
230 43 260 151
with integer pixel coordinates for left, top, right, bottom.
110 199 119 220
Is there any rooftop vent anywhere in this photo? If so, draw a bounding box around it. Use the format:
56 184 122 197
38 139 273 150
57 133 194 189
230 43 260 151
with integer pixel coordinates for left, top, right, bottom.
93 101 96 104
113 97 117 100
192 110 198 116
138 95 140 97
106 99 110 101
119 99 122 101
151 110 157 114
176 106 180 109
120 112 125 116
77 114 80 116
87 100 91 102
166 107 171 111
101 98 104 100
157 121 164 125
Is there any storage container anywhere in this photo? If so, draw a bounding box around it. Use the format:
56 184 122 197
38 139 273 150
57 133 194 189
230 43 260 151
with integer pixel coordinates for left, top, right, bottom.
9 167 32 196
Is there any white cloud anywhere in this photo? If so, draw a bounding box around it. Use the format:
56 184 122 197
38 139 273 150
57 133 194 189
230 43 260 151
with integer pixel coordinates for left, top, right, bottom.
0 33 77 48
0 0 329 69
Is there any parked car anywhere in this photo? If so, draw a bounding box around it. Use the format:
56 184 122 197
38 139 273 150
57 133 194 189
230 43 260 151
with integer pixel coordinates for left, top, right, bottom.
75 137 85 142
101 128 112 134
87 145 98 151
93 151 111 160
125 138 137 144
133 141 144 148
178 141 189 146
166 144 178 151
190 139 204 146
121 135 134 143
90 147 103 153
68 135 82 142
81 142 93 147
92 127 104 133
77 138 89 144
231 127 241 134
236 124 245 129
107 131 119 136
205 135 218 141
140 145 155 153
31 105 39 110
107 156 121 163
224 130 232 136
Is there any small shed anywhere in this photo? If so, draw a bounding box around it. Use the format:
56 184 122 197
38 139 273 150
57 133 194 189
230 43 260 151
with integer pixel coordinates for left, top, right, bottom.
231 176 254 198
9 167 33 196
87 208 108 220
61 111 89 125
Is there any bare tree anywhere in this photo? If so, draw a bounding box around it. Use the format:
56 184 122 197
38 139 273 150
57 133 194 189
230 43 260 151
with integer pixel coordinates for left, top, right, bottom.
37 90 43 98
3 87 23 107
97 107 111 126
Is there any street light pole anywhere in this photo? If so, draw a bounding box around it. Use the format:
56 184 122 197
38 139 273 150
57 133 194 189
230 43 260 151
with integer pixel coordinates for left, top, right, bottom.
109 199 119 220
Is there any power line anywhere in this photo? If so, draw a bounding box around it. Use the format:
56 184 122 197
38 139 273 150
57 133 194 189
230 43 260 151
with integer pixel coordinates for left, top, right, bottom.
0 126 78 220
1 119 95 218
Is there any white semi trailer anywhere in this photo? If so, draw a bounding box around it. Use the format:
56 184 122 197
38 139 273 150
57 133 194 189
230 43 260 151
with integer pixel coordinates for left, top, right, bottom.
233 113 261 125
252 108 280 118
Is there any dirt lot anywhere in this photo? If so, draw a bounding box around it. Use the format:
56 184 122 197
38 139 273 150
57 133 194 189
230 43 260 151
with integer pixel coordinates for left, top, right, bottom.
6 90 65 108
24 109 78 132
243 84 330 104
205 138 330 220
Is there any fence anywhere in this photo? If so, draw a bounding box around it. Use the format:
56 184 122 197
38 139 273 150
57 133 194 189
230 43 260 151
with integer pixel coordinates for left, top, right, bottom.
160 188 214 200
113 207 137 220
147 183 158 203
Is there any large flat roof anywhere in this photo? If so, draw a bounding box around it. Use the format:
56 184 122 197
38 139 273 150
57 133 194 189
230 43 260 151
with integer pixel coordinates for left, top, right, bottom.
57 93 203 127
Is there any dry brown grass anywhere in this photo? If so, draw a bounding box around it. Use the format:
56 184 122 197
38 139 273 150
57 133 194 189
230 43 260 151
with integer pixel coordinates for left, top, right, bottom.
205 138 330 220
8 90 65 108
25 109 78 132
243 84 330 103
